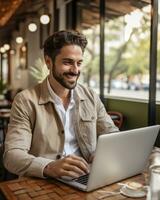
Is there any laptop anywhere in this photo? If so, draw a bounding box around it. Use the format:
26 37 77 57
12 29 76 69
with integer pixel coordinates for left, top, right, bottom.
55 125 160 192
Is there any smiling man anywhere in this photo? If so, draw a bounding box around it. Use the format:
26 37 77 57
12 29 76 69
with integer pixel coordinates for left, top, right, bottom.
4 30 118 179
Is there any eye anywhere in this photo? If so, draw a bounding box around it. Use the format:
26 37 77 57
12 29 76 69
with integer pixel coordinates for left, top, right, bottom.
77 61 82 67
63 60 73 65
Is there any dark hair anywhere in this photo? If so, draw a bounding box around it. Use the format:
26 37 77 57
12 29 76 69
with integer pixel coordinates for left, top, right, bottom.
43 30 88 62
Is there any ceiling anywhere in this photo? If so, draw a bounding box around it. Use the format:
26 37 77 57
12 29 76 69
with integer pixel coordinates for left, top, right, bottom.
0 0 22 27
105 0 150 18
0 0 151 44
0 0 45 44
78 0 151 28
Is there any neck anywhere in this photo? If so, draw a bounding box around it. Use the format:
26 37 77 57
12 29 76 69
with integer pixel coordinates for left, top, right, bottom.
48 76 71 108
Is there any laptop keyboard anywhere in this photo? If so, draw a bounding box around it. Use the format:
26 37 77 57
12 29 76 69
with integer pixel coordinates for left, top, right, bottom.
74 174 89 185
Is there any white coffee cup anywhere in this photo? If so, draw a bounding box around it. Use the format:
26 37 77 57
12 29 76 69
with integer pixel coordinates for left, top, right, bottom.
120 181 147 198
125 181 145 193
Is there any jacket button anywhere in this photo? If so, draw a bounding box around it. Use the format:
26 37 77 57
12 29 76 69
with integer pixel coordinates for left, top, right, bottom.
61 130 64 134
91 116 94 120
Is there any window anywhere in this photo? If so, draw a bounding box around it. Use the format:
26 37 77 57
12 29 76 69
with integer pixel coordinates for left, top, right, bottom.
75 0 154 101
76 0 100 94
104 4 151 100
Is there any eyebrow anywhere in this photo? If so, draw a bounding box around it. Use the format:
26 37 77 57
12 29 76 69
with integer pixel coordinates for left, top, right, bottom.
62 58 83 62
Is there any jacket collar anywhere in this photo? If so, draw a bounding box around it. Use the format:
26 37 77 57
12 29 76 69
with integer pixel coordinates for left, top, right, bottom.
39 77 87 105
39 77 53 105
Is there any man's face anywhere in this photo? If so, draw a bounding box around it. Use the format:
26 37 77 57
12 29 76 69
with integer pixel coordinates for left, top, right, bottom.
51 45 83 89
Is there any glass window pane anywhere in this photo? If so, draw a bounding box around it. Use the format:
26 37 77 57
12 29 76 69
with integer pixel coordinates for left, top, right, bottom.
76 0 100 94
105 2 151 100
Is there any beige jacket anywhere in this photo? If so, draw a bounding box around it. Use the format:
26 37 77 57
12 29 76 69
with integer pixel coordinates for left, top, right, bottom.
4 78 118 178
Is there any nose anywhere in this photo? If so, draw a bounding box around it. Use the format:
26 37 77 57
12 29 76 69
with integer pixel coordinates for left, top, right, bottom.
70 62 79 74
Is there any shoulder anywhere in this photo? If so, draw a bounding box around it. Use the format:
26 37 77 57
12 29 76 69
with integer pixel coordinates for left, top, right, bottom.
12 82 44 111
75 83 102 108
76 83 98 99
14 83 41 102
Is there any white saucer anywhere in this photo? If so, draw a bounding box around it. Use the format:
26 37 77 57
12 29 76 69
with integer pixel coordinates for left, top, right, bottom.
120 185 147 198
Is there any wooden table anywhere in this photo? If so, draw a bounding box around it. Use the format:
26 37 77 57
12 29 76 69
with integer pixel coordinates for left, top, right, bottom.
0 174 147 200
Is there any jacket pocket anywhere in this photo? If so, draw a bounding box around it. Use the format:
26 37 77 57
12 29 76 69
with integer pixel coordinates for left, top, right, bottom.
79 113 97 153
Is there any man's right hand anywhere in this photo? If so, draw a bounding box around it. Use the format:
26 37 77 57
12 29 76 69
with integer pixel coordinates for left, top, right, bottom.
43 154 89 178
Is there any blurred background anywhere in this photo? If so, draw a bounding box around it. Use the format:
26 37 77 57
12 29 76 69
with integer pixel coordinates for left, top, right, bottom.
0 0 159 138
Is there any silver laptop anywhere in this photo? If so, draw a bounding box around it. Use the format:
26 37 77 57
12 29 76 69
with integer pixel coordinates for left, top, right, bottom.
55 125 160 192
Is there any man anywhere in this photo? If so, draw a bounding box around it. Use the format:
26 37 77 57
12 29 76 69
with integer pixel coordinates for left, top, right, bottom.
4 30 118 179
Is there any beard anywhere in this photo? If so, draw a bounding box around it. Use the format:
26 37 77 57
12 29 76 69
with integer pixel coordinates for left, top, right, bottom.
51 68 80 89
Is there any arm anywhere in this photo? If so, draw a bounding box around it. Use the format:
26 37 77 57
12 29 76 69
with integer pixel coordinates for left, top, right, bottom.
3 93 89 178
95 94 119 136
3 93 53 178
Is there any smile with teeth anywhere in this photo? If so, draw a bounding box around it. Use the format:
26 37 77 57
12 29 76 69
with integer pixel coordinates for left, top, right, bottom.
65 74 77 80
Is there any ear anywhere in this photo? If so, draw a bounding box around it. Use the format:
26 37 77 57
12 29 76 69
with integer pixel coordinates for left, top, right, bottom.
44 55 53 70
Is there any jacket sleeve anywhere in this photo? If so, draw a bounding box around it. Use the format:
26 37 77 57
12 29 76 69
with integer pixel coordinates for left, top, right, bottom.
95 93 119 135
3 93 53 178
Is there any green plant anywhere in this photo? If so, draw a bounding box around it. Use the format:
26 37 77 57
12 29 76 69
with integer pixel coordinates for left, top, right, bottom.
29 58 49 84
0 80 7 94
